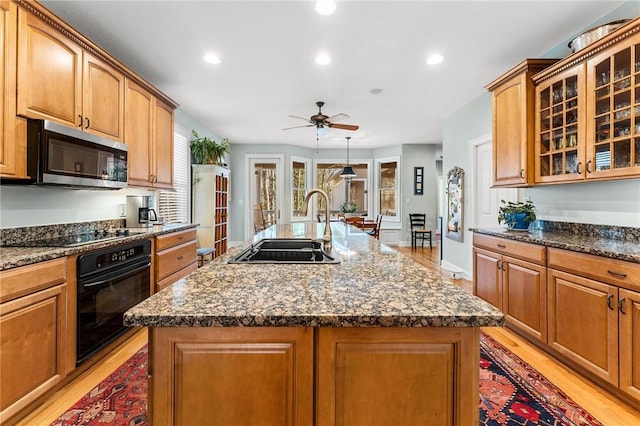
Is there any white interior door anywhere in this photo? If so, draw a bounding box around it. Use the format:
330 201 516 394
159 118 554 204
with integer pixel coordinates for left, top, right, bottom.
246 155 284 238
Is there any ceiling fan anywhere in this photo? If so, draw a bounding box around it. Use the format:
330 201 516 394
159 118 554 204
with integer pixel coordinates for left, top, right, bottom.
283 101 359 132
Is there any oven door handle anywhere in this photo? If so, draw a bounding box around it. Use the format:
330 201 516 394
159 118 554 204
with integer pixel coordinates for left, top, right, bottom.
80 260 151 289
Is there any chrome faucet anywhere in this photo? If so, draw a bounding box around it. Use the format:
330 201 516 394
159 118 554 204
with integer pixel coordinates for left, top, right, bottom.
301 188 332 248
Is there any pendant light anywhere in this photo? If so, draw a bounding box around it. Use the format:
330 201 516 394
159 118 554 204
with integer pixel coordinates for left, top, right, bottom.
341 136 356 178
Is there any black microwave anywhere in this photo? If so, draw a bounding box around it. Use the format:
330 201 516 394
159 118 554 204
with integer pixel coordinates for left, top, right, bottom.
23 119 128 189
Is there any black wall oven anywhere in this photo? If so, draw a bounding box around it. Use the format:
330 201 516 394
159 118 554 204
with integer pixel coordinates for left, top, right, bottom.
76 240 151 365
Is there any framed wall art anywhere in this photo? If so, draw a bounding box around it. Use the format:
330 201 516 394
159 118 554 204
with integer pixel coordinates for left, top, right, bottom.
446 166 464 242
413 166 423 195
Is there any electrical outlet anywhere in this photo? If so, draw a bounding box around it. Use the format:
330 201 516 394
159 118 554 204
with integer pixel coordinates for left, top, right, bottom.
118 204 126 217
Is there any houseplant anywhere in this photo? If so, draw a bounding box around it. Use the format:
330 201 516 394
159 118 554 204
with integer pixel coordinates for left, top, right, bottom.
190 130 229 165
497 199 536 230
340 200 357 217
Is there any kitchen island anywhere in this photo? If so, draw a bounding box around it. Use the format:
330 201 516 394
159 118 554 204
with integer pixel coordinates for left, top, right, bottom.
124 223 504 426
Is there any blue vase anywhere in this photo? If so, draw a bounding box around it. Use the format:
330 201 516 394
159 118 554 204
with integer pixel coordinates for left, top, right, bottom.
506 212 530 230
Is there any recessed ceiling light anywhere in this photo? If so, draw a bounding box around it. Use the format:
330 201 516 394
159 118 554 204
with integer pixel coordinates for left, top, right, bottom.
315 53 331 65
370 88 383 95
315 0 336 15
203 53 221 64
426 54 444 65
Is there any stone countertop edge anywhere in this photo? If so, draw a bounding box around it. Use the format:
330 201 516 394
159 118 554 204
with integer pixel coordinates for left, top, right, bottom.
470 227 640 264
123 223 505 329
0 223 198 271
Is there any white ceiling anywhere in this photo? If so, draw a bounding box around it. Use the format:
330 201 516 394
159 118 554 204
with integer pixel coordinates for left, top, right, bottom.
41 1 627 149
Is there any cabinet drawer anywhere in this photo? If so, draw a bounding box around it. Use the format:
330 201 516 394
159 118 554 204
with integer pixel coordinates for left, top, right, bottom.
548 247 640 291
473 234 546 265
155 262 197 293
155 229 197 251
0 258 66 302
155 241 197 282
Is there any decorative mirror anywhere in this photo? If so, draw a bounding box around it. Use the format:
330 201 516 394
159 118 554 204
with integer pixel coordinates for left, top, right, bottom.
446 166 464 242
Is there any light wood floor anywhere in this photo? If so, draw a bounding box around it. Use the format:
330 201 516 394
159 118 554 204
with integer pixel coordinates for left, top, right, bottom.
18 244 640 426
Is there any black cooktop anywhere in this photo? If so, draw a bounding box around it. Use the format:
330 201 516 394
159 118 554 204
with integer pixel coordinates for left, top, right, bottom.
2 229 143 248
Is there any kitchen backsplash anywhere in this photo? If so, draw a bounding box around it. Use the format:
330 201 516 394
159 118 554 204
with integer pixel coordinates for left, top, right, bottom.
0 219 124 245
538 220 640 242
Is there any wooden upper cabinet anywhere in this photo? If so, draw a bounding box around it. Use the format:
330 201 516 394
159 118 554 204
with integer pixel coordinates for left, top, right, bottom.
125 79 174 189
82 52 124 141
154 99 174 189
486 59 558 187
16 8 124 142
17 8 81 128
125 79 154 187
0 1 27 179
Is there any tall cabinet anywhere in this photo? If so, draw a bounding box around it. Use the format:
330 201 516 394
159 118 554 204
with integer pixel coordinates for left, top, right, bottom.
192 165 229 259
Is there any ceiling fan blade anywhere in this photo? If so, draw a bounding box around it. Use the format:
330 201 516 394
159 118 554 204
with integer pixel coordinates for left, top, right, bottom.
327 113 349 122
328 123 359 131
283 124 314 130
288 115 313 123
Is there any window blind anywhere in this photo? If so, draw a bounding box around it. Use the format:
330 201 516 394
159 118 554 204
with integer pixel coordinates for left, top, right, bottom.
158 131 190 223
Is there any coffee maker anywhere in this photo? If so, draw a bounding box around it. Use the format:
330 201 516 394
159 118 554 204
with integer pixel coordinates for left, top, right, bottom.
125 195 157 228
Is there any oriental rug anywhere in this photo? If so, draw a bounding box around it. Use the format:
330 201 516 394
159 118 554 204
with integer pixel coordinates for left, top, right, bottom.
51 333 603 426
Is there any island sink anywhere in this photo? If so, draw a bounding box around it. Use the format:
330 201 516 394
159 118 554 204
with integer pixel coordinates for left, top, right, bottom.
228 238 339 264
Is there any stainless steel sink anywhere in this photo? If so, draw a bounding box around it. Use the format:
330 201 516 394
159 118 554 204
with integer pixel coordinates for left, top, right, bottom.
228 238 339 264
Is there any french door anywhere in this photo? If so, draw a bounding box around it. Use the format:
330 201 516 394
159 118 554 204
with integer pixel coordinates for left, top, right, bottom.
246 155 284 238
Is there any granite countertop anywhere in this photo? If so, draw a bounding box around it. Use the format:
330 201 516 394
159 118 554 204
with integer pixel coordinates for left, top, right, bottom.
0 223 197 270
471 227 640 264
124 223 505 329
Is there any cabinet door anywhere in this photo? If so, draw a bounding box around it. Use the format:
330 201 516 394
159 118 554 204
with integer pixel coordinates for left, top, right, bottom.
17 9 81 127
586 36 640 179
316 327 479 426
151 327 314 426
503 256 547 342
493 74 531 186
0 284 67 422
619 288 640 401
535 65 586 183
82 52 124 141
153 99 174 188
548 268 618 385
0 1 26 179
124 79 153 187
473 247 502 310
214 172 229 257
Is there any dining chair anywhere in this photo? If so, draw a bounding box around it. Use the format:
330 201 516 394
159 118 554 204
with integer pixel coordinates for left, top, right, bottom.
367 214 383 239
345 216 365 228
253 203 267 232
409 213 432 249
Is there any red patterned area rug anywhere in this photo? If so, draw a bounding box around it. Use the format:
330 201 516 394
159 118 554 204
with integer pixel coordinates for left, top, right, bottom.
480 332 603 425
50 345 147 426
51 334 603 425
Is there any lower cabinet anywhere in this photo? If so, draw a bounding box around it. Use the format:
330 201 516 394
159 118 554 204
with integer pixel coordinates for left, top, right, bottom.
473 234 547 342
0 258 68 423
620 288 640 401
154 229 197 292
150 326 479 426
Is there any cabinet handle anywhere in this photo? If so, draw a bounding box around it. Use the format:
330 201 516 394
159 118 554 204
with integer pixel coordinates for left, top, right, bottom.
607 270 627 279
77 115 83 127
154 175 158 183
576 162 582 174
496 260 502 270
607 294 614 310
177 255 184 260
586 160 593 173
520 169 525 179
497 244 506 249
619 297 627 314
85 117 90 129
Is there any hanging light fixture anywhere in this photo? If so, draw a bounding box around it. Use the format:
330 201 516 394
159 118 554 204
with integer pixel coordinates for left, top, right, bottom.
341 136 357 178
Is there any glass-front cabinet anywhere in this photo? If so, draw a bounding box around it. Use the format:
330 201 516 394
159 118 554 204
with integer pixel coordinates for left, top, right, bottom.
586 37 640 179
535 65 586 183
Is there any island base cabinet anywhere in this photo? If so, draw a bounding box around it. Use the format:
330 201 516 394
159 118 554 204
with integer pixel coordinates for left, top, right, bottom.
316 327 479 426
150 327 314 426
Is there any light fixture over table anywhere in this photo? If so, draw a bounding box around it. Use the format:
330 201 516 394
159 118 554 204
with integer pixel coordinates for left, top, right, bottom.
341 136 356 178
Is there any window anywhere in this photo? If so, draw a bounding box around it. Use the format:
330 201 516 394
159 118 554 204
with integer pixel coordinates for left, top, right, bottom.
291 156 311 221
315 162 369 216
378 158 399 218
158 129 190 223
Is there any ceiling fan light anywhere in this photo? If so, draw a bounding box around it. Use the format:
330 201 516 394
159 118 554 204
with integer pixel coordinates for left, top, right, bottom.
340 166 356 178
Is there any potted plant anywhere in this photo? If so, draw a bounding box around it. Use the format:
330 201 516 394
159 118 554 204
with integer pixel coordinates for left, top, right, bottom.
340 200 357 218
498 199 537 230
190 130 229 165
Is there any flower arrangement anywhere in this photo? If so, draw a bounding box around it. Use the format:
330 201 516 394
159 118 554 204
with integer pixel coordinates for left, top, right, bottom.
340 200 357 214
497 200 536 229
